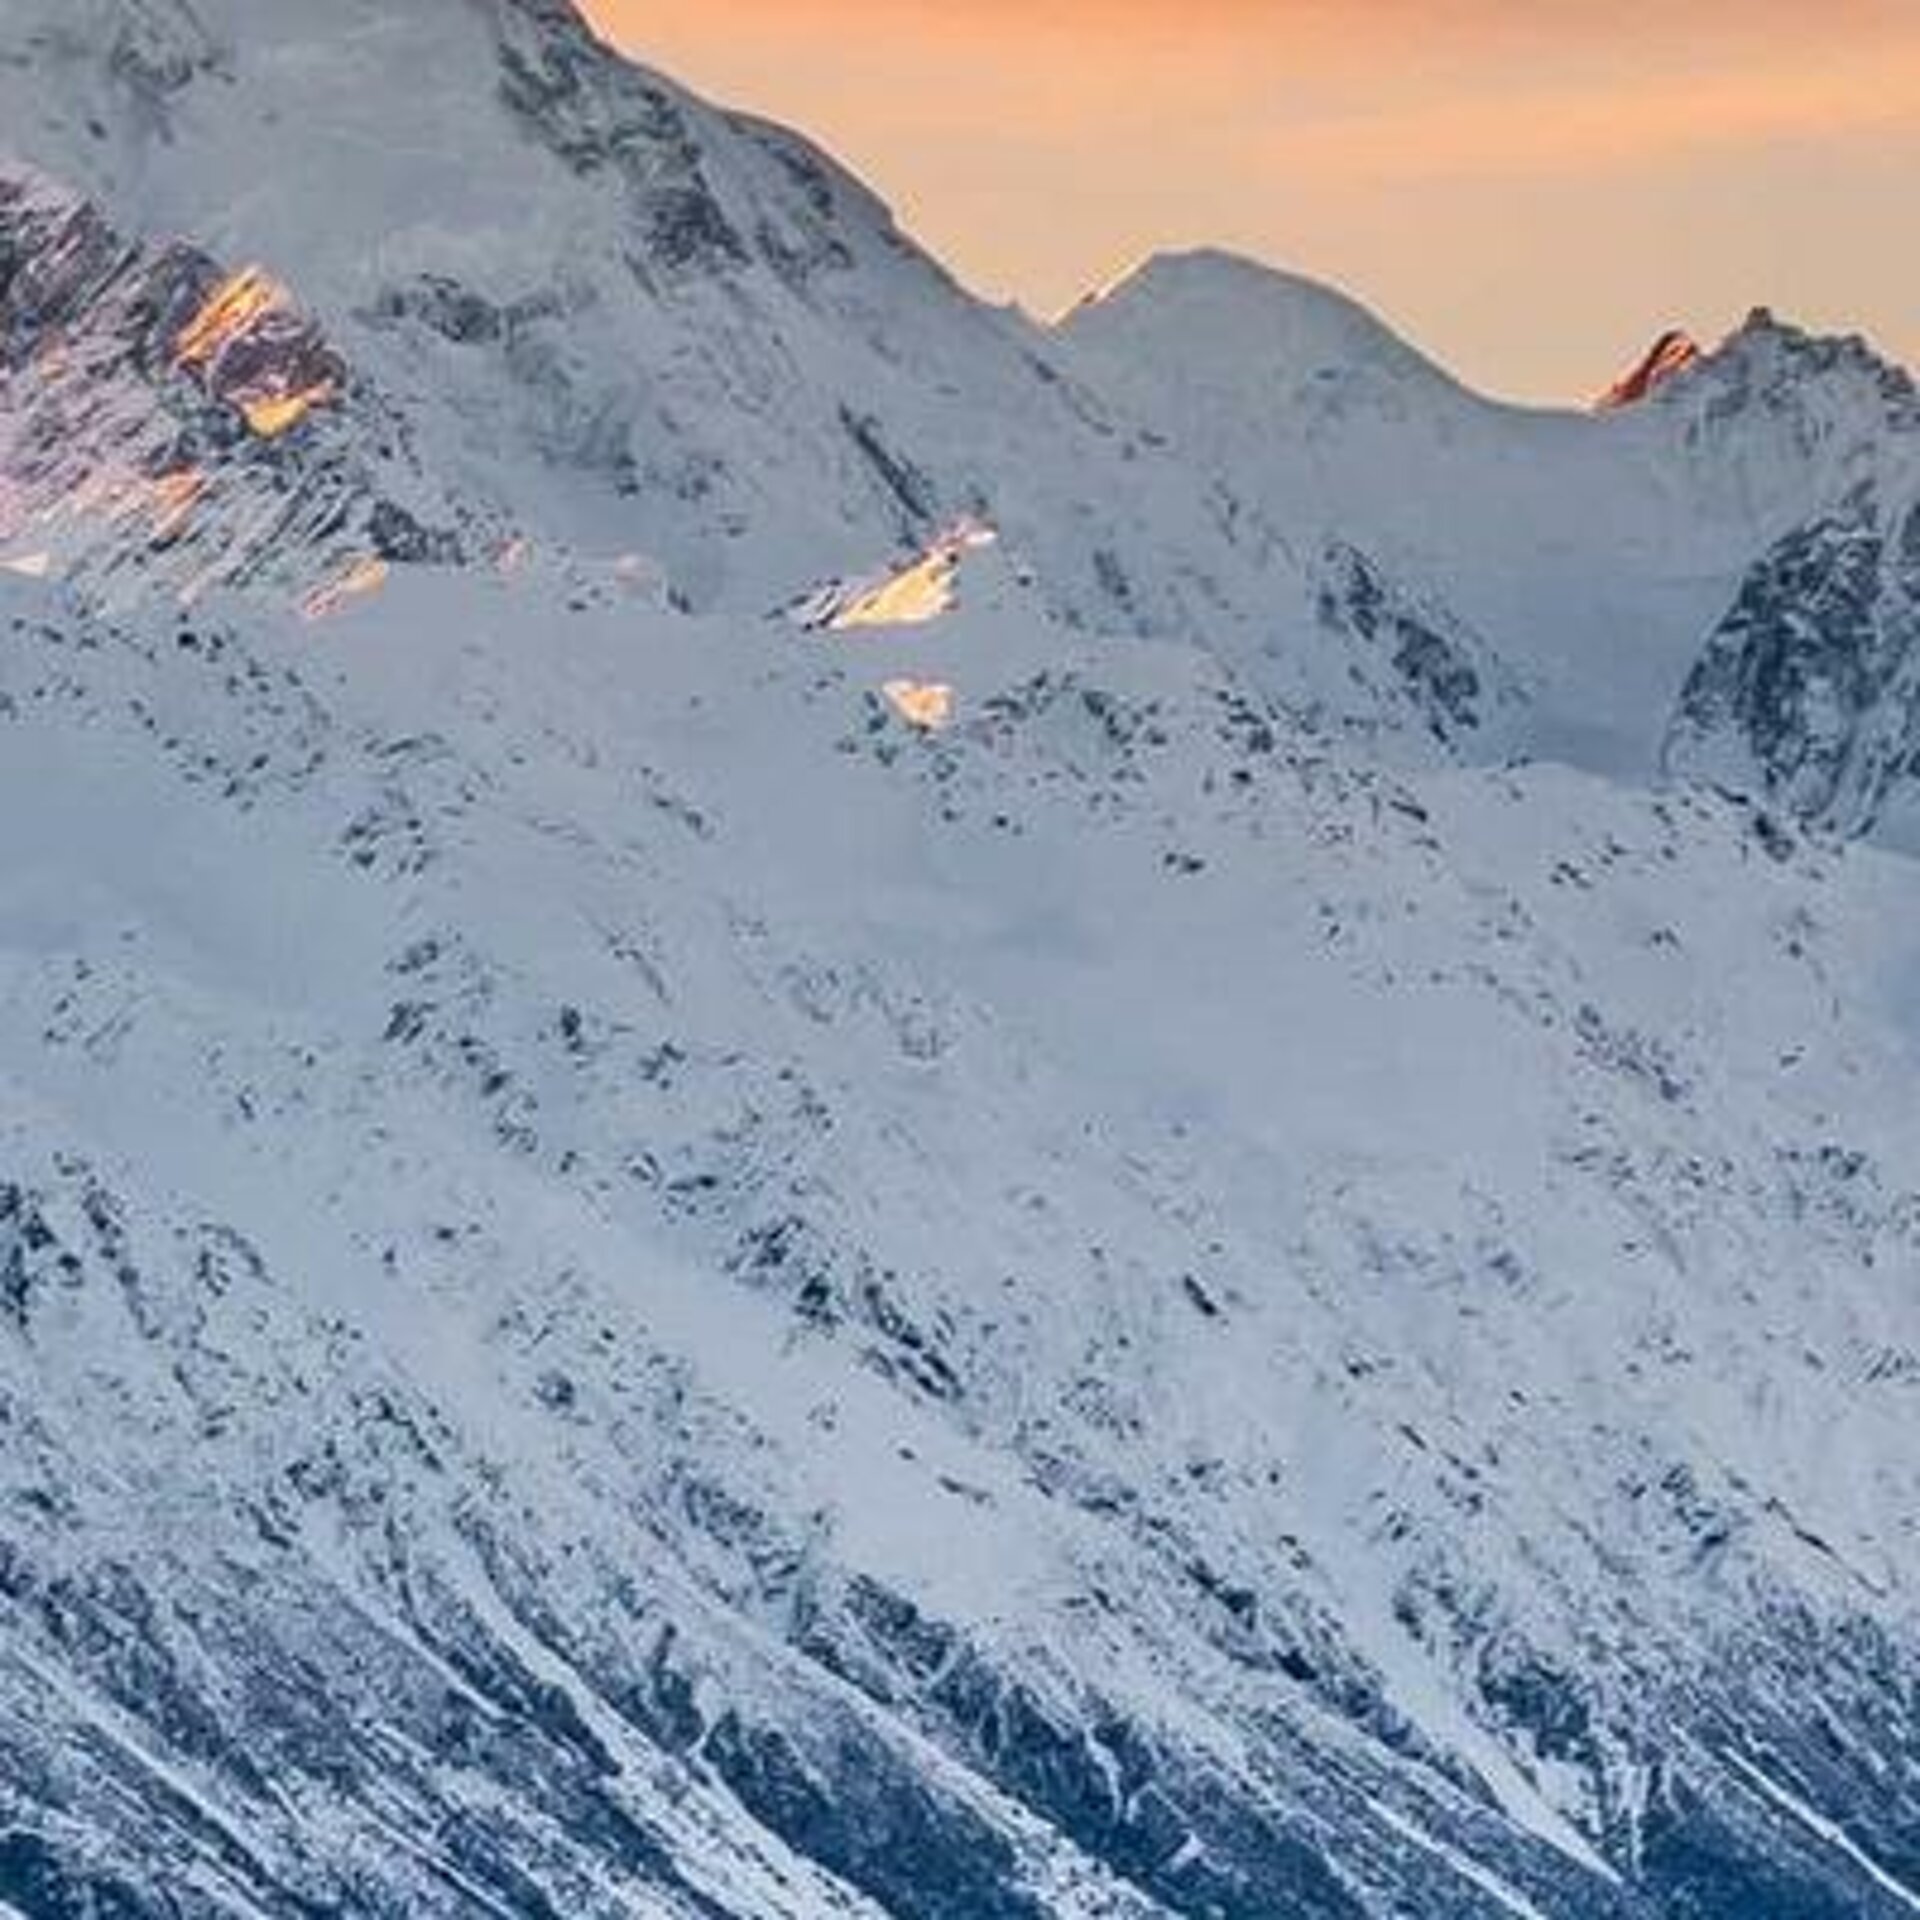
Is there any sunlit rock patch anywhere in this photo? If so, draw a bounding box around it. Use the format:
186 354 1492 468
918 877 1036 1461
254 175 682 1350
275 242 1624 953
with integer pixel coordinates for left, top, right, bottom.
172 265 342 440
1595 329 1704 412
0 168 471 611
300 554 390 623
148 468 207 542
790 517 998 632
880 678 956 730
173 264 288 369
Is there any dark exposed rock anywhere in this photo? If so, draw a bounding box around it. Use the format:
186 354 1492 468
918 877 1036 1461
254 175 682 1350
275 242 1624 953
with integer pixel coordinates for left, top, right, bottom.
1316 540 1489 742
493 7 748 275
1667 480 1920 834
838 405 938 531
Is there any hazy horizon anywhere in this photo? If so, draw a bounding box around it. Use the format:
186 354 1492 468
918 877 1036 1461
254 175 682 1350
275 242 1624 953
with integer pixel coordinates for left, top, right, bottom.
582 0 1920 403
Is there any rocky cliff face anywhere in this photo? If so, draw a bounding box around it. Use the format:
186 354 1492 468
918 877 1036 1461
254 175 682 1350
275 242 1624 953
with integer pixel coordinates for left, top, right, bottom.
0 170 465 607
1667 478 1920 837
1640 315 1920 836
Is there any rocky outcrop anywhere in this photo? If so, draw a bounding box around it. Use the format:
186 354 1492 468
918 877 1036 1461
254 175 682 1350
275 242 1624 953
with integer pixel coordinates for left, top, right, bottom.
1313 540 1511 745
1594 330 1702 411
1666 479 1920 835
0 169 467 607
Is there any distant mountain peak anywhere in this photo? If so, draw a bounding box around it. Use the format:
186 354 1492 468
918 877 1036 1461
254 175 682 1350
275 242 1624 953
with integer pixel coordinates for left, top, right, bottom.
1677 308 1920 447
1074 245 1319 304
1594 328 1703 411
1069 247 1397 334
1058 247 1458 404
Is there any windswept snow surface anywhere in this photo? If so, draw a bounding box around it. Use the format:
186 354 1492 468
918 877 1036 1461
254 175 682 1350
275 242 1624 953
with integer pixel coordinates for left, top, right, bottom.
2 557 1919 1916
1 3 1919 1916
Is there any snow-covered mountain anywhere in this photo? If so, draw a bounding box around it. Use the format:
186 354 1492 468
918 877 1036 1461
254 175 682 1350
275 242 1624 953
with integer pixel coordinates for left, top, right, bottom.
1058 259 1920 810
3 5 1920 1918
0 0 1327 655
9 1 1920 811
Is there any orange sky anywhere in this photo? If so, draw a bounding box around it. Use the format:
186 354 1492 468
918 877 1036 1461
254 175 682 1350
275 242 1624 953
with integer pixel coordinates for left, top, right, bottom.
581 1 1920 401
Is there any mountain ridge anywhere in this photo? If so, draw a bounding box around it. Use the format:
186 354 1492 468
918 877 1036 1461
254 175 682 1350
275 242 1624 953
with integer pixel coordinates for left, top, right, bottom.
8 0 1919 821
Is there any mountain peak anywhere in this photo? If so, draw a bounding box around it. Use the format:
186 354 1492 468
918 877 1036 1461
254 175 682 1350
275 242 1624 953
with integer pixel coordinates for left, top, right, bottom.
1074 245 1324 304
1688 307 1920 439
1058 247 1456 402
1594 328 1703 411
1070 247 1394 333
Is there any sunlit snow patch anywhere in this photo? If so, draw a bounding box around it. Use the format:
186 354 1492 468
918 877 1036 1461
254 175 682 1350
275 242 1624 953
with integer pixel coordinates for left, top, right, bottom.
881 679 956 730
238 383 338 439
0 551 53 579
148 469 207 541
791 517 996 631
300 554 389 623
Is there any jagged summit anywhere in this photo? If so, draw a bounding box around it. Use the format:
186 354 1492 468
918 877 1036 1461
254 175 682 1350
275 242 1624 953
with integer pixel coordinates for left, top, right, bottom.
1593 305 1919 449
1699 305 1920 422
1594 328 1703 411
0 0 902 302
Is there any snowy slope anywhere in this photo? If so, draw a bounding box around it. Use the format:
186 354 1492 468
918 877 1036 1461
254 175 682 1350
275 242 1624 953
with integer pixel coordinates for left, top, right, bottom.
4 549 1920 1919
0 4 1918 1917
